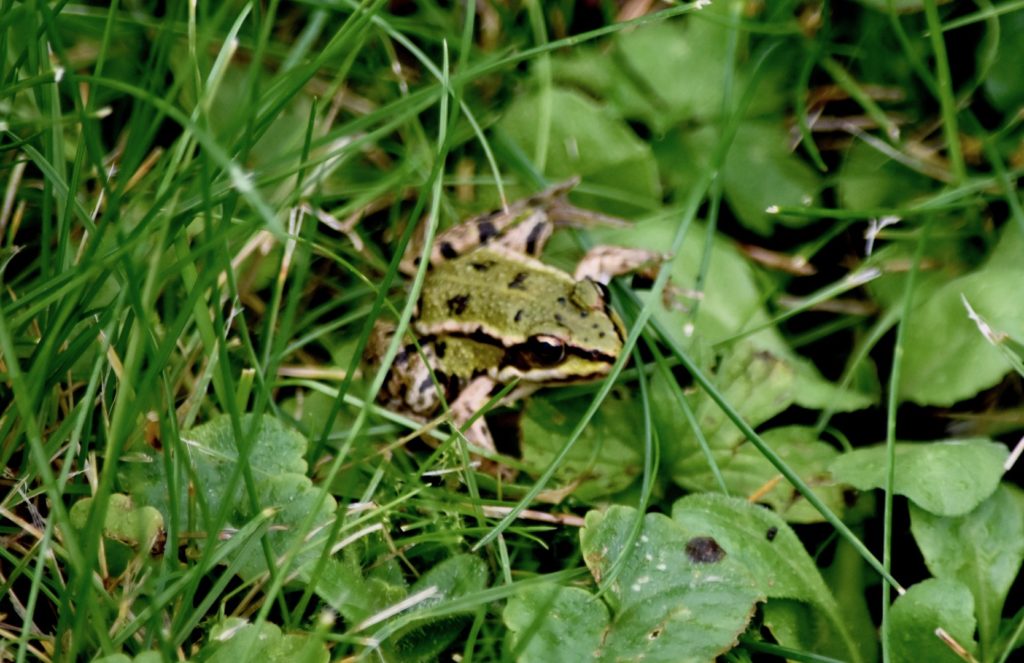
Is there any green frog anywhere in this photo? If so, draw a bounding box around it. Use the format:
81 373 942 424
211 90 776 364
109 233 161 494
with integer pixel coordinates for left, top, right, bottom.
368 179 664 473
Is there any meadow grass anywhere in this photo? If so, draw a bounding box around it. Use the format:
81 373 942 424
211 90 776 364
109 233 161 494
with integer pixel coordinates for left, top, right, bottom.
2 1 1023 661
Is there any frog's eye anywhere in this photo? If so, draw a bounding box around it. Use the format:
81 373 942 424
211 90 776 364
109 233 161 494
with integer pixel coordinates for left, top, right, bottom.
521 335 566 367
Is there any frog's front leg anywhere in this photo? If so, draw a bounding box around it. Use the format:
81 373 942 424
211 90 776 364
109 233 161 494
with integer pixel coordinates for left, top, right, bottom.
448 374 495 447
574 245 668 284
448 375 511 475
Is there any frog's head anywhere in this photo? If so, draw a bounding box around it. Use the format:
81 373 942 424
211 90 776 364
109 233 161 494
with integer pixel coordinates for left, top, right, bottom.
495 279 626 383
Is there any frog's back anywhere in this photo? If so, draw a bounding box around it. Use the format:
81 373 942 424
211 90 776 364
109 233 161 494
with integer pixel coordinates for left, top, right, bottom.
415 247 622 360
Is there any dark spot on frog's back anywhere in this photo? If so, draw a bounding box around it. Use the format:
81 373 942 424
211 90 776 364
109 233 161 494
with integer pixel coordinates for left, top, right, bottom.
685 536 725 564
435 341 447 358
440 242 458 259
508 272 528 290
514 310 524 323
477 220 498 243
446 294 470 315
766 526 778 542
557 296 567 306
470 260 495 272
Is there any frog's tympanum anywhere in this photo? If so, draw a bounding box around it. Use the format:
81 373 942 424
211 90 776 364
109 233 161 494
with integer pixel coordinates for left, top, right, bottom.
367 178 664 475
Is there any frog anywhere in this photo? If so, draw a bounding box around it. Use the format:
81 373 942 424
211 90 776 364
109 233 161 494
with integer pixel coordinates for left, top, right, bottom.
367 178 665 474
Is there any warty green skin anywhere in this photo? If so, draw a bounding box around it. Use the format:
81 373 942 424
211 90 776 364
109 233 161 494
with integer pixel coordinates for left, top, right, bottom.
415 246 625 383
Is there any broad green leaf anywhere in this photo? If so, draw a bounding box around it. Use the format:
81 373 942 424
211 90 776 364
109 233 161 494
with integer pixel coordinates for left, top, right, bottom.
787 353 879 411
838 140 933 211
69 493 164 553
194 618 328 663
549 51 613 102
910 485 1024 654
519 389 643 502
504 584 608 662
384 555 489 662
125 414 336 581
863 238 968 313
608 21 733 131
679 343 797 453
658 343 796 478
582 505 763 661
504 505 763 661
592 218 872 412
281 390 368 500
656 340 867 504
507 496 860 663
671 495 828 605
315 553 485 658
69 493 164 577
722 121 821 235
672 426 844 523
762 600 859 662
597 220 777 348
655 120 822 235
552 4 789 133
890 578 978 663
901 226 1024 405
498 87 660 209
983 10 1024 113
823 538 880 663
312 557 406 626
829 439 1007 516
671 494 859 661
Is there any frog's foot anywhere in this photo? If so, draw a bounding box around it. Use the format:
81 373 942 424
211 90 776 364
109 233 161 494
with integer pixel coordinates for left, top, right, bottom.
546 199 632 231
573 246 668 285
450 376 517 480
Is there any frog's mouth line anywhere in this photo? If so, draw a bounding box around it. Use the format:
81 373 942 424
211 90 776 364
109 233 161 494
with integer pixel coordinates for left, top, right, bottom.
493 366 613 384
419 322 623 351
425 329 619 366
